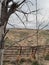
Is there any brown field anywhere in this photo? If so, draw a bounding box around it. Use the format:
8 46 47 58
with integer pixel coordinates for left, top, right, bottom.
3 28 49 65
5 28 49 46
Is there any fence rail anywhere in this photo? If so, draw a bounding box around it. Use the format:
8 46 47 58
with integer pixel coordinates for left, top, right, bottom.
4 45 49 55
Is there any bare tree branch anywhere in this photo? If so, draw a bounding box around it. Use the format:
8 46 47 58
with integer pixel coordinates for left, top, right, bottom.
8 23 15 28
25 0 33 6
14 12 26 28
17 0 26 7
40 23 49 30
16 9 40 14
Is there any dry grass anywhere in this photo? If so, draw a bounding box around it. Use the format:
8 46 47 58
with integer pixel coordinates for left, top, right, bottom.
5 28 49 46
3 28 49 65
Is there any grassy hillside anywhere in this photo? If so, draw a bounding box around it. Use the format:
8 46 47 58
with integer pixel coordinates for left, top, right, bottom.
4 29 49 65
5 28 49 47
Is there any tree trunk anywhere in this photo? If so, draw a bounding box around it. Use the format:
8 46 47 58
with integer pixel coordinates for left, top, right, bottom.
0 26 4 65
0 49 4 65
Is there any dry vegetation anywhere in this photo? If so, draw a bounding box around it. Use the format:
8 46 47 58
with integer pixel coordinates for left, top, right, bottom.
5 28 49 46
3 28 49 65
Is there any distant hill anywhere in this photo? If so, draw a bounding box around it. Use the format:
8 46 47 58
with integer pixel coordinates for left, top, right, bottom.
5 28 49 47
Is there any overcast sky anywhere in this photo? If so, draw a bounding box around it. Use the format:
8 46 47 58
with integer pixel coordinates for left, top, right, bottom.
7 0 49 29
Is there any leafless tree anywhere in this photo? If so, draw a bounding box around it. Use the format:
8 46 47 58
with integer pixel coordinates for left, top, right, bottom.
0 0 28 65
0 0 36 65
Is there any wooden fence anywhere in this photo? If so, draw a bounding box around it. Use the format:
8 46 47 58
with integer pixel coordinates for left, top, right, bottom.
3 45 49 65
